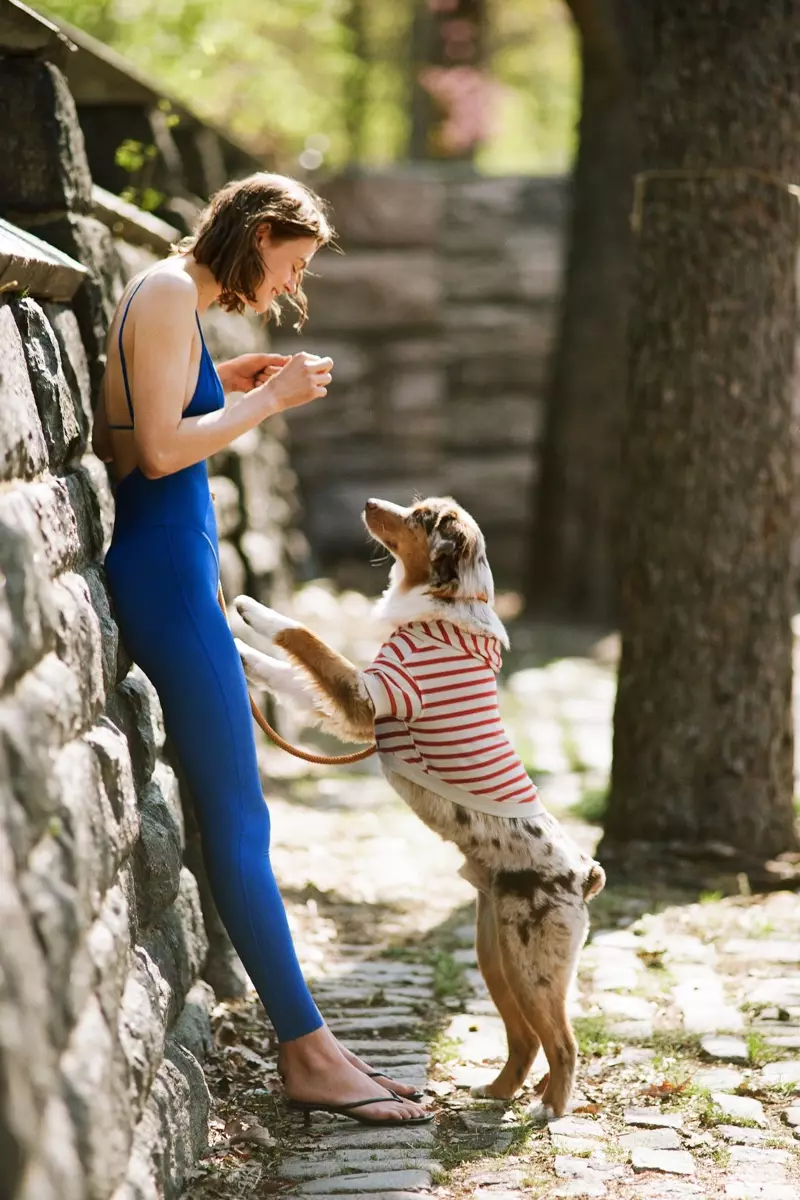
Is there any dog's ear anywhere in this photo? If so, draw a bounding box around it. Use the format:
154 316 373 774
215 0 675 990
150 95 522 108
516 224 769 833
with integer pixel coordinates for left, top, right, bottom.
428 512 469 597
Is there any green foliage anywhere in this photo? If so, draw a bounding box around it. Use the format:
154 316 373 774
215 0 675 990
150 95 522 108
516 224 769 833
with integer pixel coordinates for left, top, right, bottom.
745 1031 770 1068
42 0 576 174
431 949 469 1000
573 1015 614 1057
481 0 577 173
114 138 157 174
571 786 608 824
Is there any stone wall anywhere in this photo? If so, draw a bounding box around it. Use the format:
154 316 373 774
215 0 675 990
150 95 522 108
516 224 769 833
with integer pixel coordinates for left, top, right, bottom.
0 14 302 1200
272 171 567 591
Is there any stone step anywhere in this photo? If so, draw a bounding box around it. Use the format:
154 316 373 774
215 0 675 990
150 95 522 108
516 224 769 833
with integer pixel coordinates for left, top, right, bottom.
294 1195 431 1200
296 1168 433 1194
312 986 433 1002
308 1125 435 1150
341 1040 429 1056
327 1016 422 1035
281 1152 436 1180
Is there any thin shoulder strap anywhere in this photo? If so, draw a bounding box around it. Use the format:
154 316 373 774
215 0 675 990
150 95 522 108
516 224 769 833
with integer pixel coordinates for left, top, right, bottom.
115 276 149 427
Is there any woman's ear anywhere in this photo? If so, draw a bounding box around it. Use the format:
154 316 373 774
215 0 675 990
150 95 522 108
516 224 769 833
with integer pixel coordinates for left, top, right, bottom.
256 222 272 252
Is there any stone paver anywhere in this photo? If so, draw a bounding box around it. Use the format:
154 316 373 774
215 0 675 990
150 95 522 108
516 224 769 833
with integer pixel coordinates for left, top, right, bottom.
552 1182 607 1198
673 977 745 1034
624 1108 685 1130
718 1125 767 1145
550 1116 609 1140
297 1170 434 1194
712 1093 768 1127
723 941 800 964
702 1035 750 1063
596 993 655 1021
724 1185 798 1199
694 1066 746 1091
761 1060 800 1086
619 1127 682 1150
631 1148 696 1175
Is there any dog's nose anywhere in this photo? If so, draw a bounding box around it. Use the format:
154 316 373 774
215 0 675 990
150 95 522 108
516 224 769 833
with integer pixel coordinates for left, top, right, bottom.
365 499 378 512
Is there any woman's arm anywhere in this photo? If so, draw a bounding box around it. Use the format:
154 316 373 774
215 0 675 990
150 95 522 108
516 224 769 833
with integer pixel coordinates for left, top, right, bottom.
129 275 331 479
216 352 291 395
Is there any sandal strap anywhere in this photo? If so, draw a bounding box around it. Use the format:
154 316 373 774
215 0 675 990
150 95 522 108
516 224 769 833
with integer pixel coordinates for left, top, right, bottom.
334 1095 404 1111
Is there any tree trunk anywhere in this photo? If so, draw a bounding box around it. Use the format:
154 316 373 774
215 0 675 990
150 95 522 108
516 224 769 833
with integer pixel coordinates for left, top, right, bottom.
343 0 369 164
529 0 635 624
408 0 489 162
600 0 800 883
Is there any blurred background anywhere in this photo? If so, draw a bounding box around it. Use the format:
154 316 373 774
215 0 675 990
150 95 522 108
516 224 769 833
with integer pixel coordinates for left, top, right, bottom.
41 0 578 177
37 0 614 619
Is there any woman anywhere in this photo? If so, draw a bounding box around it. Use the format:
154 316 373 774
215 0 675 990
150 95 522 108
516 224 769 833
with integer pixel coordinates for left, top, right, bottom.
93 173 430 1127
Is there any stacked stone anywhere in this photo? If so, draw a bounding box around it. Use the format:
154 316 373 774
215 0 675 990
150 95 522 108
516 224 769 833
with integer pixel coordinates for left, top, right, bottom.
273 171 566 589
0 20 304 1200
0 279 213 1200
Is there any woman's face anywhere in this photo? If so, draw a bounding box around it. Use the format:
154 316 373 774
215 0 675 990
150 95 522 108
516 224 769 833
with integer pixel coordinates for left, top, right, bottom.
249 229 319 313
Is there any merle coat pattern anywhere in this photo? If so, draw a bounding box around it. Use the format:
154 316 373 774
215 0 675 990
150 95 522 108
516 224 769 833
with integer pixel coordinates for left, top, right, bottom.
232 496 605 1116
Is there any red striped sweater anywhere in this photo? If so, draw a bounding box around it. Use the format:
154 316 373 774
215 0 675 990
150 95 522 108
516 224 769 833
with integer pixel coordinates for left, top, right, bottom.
363 620 544 818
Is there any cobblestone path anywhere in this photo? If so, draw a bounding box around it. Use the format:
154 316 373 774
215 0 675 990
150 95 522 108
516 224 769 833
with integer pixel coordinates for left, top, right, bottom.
182 590 800 1200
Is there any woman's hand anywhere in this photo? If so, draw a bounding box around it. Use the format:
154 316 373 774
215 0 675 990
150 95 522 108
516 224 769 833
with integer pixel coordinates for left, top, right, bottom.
259 352 333 414
217 352 291 394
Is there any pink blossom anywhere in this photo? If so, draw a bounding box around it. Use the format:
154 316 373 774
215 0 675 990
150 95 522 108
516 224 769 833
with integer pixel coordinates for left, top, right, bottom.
418 65 498 153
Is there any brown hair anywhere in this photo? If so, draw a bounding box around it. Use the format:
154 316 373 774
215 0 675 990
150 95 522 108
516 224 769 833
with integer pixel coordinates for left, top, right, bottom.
175 172 335 327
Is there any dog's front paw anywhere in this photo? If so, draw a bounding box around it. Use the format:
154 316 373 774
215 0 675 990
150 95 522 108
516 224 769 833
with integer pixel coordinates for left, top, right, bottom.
235 638 291 691
232 595 301 646
235 637 320 718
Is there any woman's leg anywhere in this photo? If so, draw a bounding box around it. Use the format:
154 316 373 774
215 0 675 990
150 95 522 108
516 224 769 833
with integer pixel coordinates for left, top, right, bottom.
107 527 427 1116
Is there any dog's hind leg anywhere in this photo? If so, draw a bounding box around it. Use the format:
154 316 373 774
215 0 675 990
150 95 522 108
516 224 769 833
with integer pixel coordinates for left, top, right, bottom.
493 894 587 1117
472 891 542 1100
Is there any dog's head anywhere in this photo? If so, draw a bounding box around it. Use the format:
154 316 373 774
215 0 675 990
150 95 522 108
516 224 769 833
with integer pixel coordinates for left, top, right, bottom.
362 495 493 605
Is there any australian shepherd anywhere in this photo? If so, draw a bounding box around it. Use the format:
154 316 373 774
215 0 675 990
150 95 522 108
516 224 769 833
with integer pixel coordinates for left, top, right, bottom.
231 496 605 1117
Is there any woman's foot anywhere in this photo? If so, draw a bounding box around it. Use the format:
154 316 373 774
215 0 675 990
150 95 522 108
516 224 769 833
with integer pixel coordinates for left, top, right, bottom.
278 1025 429 1123
336 1042 423 1100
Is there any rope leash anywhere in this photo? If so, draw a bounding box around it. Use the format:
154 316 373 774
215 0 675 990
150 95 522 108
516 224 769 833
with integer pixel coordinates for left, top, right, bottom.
216 580 377 766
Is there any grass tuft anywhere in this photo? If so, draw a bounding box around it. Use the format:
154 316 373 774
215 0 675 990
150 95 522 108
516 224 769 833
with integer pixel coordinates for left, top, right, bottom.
573 1015 615 1058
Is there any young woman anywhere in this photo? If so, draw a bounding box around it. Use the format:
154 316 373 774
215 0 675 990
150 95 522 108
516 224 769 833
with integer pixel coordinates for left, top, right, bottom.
93 173 430 1127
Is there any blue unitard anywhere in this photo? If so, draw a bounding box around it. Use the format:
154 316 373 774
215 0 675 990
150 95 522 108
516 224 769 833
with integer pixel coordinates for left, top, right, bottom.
104 280 323 1042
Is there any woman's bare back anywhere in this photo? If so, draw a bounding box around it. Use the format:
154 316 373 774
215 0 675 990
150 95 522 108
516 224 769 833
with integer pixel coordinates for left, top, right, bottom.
100 264 206 481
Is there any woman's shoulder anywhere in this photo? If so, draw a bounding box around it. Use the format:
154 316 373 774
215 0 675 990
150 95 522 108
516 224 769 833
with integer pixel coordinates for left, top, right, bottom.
134 265 198 308
121 266 199 336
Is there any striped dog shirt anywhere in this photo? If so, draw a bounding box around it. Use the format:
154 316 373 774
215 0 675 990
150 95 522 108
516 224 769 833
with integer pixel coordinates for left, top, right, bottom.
363 620 544 819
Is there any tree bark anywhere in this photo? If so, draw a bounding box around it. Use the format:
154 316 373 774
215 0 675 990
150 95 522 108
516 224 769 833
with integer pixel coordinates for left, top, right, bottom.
343 0 369 164
528 0 635 624
408 0 489 162
600 0 800 882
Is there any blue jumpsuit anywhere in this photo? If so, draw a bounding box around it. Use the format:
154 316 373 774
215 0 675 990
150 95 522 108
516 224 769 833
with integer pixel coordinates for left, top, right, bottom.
104 280 323 1042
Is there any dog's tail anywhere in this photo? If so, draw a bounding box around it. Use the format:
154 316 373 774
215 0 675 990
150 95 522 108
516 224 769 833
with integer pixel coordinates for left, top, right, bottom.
583 861 606 902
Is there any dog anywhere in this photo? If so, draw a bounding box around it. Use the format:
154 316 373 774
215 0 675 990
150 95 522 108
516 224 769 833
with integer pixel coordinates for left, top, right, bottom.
231 496 605 1116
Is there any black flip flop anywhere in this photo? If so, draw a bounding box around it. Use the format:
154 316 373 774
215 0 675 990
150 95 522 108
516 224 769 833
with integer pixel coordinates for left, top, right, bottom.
366 1070 424 1102
288 1092 433 1127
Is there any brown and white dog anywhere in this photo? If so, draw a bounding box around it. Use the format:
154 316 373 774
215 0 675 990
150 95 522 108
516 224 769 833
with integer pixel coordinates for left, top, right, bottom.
232 496 605 1116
